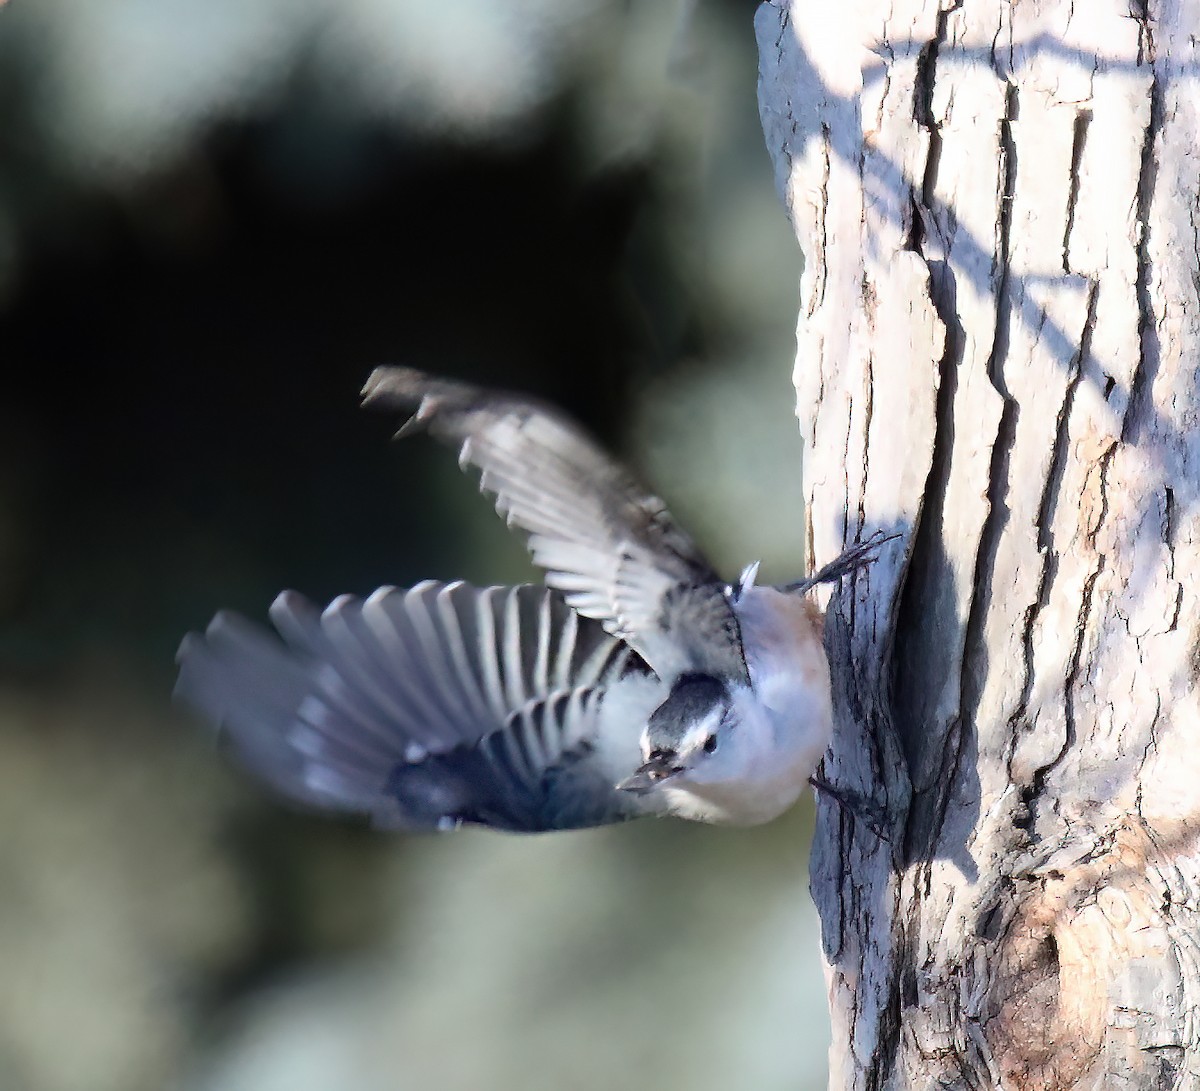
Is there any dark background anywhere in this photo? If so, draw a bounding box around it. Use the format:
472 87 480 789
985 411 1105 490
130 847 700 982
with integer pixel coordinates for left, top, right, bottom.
0 2 825 1088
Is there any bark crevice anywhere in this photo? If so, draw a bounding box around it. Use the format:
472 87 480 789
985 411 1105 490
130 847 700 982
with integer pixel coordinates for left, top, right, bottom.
1124 82 1162 444
1007 280 1097 789
961 79 1017 741
1062 110 1089 274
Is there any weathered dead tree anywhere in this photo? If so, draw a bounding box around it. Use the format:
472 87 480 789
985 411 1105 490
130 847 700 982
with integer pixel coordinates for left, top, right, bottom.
757 1 1200 1087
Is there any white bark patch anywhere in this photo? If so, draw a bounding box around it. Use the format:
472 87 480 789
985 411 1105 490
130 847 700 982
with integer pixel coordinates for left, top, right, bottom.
758 0 1200 1087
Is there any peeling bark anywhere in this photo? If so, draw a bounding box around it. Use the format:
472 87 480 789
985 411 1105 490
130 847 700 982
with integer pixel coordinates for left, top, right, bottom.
756 1 1200 1088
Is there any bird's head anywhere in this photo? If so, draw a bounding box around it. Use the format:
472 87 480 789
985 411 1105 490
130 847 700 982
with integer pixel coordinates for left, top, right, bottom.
617 673 750 794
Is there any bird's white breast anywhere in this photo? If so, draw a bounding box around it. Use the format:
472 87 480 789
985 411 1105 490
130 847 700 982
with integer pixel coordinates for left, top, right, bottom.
664 587 833 826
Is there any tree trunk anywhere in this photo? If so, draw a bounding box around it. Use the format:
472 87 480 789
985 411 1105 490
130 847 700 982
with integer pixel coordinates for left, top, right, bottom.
756 1 1200 1087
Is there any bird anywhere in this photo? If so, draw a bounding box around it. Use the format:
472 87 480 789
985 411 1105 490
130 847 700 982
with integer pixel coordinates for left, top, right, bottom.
175 367 892 833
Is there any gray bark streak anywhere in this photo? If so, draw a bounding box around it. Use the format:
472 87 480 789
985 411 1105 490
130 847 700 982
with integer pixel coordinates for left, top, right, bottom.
756 1 1200 1088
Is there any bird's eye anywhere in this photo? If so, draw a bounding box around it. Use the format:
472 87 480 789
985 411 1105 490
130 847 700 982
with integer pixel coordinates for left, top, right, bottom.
703 734 718 754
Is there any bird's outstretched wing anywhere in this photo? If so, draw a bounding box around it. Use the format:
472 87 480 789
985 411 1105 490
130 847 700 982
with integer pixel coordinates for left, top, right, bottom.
175 582 665 832
361 367 748 683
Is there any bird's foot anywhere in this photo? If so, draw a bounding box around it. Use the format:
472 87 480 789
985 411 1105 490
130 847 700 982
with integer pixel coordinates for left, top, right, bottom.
808 775 892 842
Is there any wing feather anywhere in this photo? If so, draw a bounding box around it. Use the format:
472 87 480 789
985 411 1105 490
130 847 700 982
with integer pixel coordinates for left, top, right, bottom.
361 366 747 682
176 582 660 831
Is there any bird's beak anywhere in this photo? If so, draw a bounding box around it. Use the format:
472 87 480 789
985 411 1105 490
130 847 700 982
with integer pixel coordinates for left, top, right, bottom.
617 754 682 794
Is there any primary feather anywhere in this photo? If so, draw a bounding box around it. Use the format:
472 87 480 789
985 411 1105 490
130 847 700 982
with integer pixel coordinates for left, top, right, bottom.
361 367 748 684
176 582 667 832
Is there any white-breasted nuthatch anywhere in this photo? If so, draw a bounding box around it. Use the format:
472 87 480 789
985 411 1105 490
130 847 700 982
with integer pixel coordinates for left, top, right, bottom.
176 368 890 832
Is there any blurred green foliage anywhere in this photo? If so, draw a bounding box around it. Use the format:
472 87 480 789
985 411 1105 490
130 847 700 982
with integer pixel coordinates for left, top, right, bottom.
0 2 825 1089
